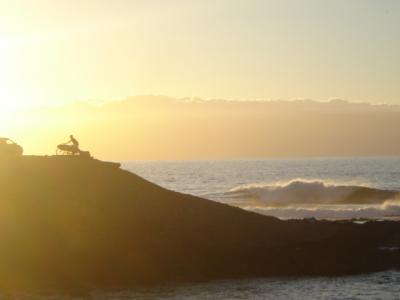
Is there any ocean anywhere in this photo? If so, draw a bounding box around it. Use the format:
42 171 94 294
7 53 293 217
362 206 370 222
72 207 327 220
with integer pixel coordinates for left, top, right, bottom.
123 157 400 220
15 158 400 299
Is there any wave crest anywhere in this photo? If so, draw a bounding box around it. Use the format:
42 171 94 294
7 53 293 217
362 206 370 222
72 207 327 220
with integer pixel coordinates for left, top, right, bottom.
219 179 399 206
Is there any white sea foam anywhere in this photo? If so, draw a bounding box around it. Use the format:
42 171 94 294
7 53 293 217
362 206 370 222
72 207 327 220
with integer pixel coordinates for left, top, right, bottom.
211 179 400 219
244 200 400 220
220 179 398 206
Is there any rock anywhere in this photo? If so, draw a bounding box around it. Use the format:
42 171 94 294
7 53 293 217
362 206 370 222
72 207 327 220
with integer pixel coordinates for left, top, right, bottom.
0 156 399 292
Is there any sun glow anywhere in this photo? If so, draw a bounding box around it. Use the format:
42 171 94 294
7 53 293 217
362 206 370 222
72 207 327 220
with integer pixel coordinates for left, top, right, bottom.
0 37 39 113
0 38 33 136
0 44 21 111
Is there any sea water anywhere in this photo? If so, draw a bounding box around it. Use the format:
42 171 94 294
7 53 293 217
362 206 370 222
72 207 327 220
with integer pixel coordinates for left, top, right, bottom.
123 157 400 220
11 271 400 300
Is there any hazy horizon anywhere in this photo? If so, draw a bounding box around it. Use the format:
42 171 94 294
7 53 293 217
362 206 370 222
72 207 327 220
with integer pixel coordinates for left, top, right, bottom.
3 96 400 160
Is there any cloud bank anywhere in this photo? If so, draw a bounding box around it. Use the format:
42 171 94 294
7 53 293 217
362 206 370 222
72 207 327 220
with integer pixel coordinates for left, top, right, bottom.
9 96 400 159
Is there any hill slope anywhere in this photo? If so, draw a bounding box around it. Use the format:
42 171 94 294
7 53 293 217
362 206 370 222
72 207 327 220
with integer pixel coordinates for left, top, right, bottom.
0 156 399 292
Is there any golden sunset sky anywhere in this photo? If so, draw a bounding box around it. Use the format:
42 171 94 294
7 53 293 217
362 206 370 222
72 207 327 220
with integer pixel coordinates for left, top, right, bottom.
0 1 399 159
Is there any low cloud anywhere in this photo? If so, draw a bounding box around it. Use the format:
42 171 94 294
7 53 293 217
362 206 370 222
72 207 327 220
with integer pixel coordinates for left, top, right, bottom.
10 96 400 160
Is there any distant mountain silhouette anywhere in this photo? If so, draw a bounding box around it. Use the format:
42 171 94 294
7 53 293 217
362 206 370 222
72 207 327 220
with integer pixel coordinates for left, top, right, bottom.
17 96 400 159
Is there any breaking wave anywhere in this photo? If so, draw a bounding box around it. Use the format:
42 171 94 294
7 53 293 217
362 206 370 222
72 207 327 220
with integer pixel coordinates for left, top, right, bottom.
218 179 399 206
210 179 400 220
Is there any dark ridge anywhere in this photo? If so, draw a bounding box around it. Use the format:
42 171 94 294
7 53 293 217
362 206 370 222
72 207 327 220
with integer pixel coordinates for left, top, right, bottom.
0 156 400 293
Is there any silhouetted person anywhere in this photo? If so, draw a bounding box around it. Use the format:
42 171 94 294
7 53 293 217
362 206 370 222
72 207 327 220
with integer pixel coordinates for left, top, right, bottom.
69 135 79 149
64 135 80 154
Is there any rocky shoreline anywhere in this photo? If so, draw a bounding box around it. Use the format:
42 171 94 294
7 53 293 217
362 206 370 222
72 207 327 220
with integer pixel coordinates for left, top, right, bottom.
0 156 399 293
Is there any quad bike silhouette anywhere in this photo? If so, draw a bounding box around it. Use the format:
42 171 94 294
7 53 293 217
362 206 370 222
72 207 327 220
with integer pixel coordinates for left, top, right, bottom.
0 138 23 157
56 144 91 158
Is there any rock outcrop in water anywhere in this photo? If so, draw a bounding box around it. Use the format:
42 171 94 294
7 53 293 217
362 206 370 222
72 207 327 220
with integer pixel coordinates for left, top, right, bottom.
1 156 400 293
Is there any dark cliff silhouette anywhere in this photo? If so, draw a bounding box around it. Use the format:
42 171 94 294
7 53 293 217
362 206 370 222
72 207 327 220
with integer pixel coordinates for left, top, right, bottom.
0 156 399 293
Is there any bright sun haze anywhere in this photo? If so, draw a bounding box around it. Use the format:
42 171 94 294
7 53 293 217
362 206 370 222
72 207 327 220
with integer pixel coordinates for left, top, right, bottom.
0 0 399 159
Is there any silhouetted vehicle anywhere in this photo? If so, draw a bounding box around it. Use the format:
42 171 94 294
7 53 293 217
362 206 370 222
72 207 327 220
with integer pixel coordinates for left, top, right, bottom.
57 135 91 158
57 144 80 155
0 138 23 157
56 144 91 158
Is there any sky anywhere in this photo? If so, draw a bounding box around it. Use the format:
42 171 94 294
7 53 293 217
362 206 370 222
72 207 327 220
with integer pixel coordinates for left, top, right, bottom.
0 0 399 110
0 1 399 159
